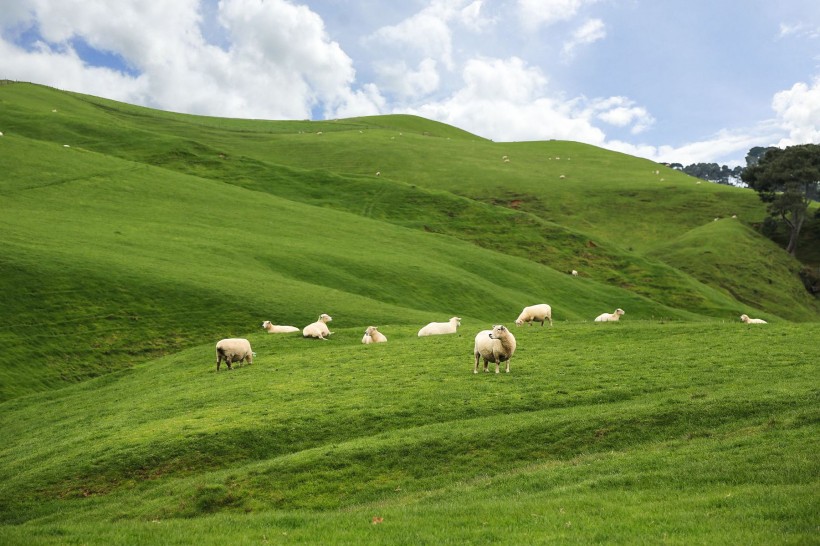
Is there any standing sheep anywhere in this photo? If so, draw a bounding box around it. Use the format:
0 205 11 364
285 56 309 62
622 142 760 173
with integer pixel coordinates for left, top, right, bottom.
515 304 553 327
740 314 767 324
473 325 517 374
261 321 299 333
594 308 625 322
361 326 388 344
417 316 461 337
303 313 333 340
215 338 253 371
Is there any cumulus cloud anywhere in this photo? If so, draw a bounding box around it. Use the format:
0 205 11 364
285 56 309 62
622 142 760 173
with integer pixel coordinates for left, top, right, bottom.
516 0 597 31
772 77 820 146
375 58 440 100
0 0 384 119
403 56 607 143
588 96 654 134
366 0 490 72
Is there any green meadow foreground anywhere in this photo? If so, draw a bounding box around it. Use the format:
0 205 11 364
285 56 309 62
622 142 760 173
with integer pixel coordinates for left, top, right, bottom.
1 322 818 544
0 83 818 543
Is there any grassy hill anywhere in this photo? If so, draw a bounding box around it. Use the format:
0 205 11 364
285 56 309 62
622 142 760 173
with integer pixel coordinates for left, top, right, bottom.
0 82 817 544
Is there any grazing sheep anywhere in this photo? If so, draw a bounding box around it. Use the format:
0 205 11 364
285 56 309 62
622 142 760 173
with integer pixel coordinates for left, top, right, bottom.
740 314 767 324
515 304 553 327
361 326 387 344
473 325 517 374
303 313 333 340
215 338 253 371
571 269 579 276
418 316 461 337
261 321 299 334
594 308 625 322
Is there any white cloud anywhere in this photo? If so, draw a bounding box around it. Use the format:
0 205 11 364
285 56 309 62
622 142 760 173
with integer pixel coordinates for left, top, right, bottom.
516 0 597 31
0 0 384 119
368 3 455 70
375 58 440 100
772 77 820 146
778 22 820 40
562 18 606 60
588 96 654 134
402 56 606 143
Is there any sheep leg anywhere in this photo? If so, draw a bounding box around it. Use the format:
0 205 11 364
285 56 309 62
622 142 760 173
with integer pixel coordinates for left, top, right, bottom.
505 360 510 373
474 353 480 374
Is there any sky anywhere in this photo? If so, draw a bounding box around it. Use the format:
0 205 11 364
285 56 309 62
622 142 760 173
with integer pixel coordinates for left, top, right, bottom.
1 0 819 166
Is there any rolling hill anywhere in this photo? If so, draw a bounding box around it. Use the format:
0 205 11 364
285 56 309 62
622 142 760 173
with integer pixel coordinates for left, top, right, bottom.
0 82 817 544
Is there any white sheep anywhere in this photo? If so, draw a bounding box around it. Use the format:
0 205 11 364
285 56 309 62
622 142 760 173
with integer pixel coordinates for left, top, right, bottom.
740 314 767 324
571 269 579 276
594 308 625 322
417 316 461 337
473 324 517 374
302 313 333 340
215 338 253 371
261 321 299 334
361 326 387 344
515 304 553 327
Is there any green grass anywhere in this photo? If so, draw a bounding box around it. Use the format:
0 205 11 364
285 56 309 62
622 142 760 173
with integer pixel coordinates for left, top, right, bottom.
0 82 818 544
0 322 817 544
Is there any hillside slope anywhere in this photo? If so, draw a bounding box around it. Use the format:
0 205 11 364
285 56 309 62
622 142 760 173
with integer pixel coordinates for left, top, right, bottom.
0 82 817 400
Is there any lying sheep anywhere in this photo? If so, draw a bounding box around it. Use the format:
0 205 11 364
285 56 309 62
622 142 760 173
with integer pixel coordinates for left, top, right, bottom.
515 303 553 327
361 326 387 344
303 313 333 340
594 308 625 322
740 314 767 324
473 324 517 374
215 338 253 371
261 321 300 333
418 316 461 337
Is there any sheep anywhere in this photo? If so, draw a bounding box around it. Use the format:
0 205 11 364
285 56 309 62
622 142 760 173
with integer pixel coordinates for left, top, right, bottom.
361 326 387 344
261 321 299 334
417 316 461 337
473 324 517 374
740 314 767 324
571 269 579 276
302 313 333 340
594 308 625 322
515 304 553 327
215 338 253 371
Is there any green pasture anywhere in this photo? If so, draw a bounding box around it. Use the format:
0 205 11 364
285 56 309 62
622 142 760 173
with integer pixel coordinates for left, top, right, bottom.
1 322 818 544
0 82 817 544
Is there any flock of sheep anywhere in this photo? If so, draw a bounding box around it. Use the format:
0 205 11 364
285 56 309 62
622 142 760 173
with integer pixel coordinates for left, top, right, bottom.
214 306 767 372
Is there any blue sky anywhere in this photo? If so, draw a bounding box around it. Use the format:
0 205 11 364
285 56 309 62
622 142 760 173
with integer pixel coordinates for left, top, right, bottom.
1 0 818 166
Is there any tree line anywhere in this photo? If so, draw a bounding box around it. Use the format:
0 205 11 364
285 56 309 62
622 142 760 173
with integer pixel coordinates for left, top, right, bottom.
664 145 820 259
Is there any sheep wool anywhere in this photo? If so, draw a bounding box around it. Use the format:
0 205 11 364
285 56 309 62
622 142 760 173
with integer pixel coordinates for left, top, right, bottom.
418 316 461 337
361 326 388 344
215 338 253 371
473 325 517 374
515 304 553 327
303 313 334 340
594 308 625 322
262 321 300 333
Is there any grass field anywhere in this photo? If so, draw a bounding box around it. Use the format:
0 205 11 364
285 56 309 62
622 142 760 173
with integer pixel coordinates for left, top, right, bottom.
0 82 817 544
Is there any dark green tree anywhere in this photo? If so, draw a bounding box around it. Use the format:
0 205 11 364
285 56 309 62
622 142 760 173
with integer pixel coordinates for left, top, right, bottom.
741 144 820 256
